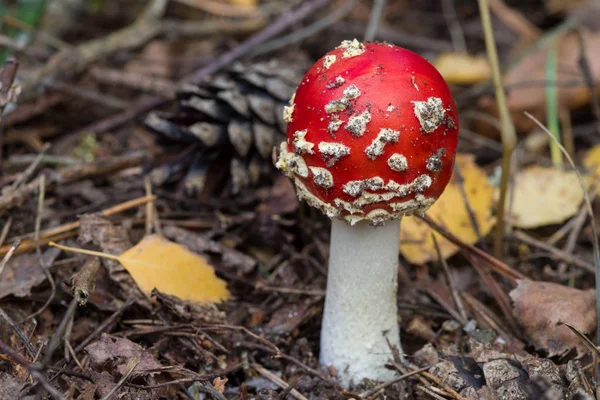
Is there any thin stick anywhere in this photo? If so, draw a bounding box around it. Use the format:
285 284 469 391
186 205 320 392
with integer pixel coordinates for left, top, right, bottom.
127 363 243 391
255 0 358 57
419 215 527 282
0 58 19 174
441 0 467 53
432 235 468 323
558 185 598 275
189 0 328 84
0 217 12 247
10 143 50 190
524 111 600 345
575 30 600 133
74 298 135 353
0 306 38 359
48 242 121 262
255 285 325 297
478 0 518 258
0 338 66 400
416 385 447 400
0 195 156 255
359 366 430 398
252 363 309 400
100 357 140 400
513 230 595 273
560 108 574 159
364 0 387 42
43 298 78 365
0 239 19 276
454 161 488 251
144 177 153 236
25 175 56 321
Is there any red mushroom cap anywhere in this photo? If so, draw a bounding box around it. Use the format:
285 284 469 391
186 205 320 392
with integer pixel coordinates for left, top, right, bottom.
275 40 459 225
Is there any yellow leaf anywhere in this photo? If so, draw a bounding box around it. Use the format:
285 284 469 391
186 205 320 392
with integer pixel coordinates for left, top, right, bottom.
227 0 257 6
434 53 491 85
119 235 230 303
400 154 496 264
509 166 592 229
583 144 600 172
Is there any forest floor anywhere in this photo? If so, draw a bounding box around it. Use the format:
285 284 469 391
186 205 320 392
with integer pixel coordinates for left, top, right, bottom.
1 0 600 399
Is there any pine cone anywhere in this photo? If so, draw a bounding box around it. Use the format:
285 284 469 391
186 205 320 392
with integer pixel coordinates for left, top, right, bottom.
424 341 567 400
144 59 305 195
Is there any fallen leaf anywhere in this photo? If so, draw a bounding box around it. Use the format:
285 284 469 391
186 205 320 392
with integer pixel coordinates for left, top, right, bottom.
0 248 60 300
545 0 586 14
508 166 591 228
434 53 491 85
400 154 496 264
213 377 228 393
228 0 257 6
583 144 600 172
480 28 600 132
120 234 230 303
257 175 299 216
74 382 97 400
510 280 596 357
86 334 162 375
0 373 24 400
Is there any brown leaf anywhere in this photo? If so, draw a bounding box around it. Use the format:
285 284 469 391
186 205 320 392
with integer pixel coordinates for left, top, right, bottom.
85 334 162 375
510 280 596 356
162 225 256 273
0 372 24 400
256 175 299 216
481 29 600 132
78 214 149 307
75 382 97 400
0 248 60 300
151 289 226 323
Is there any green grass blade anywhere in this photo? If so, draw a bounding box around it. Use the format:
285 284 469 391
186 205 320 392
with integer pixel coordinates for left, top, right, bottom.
545 40 563 166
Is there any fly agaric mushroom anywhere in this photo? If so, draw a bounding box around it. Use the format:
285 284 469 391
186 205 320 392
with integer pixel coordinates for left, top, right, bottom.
275 40 458 385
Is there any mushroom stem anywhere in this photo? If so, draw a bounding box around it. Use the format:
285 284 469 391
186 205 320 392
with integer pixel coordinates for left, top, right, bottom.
320 217 402 386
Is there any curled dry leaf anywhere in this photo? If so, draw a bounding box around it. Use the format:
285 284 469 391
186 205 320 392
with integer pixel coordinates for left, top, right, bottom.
0 248 60 300
86 334 162 375
510 280 596 357
434 53 491 85
480 28 600 132
400 154 495 264
507 166 592 228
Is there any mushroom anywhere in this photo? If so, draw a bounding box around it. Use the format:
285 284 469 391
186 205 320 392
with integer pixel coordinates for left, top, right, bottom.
275 40 459 385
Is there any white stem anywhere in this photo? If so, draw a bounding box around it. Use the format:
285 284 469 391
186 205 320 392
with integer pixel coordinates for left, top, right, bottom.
320 218 402 386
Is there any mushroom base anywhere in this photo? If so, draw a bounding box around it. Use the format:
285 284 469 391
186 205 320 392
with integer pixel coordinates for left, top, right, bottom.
320 218 402 386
